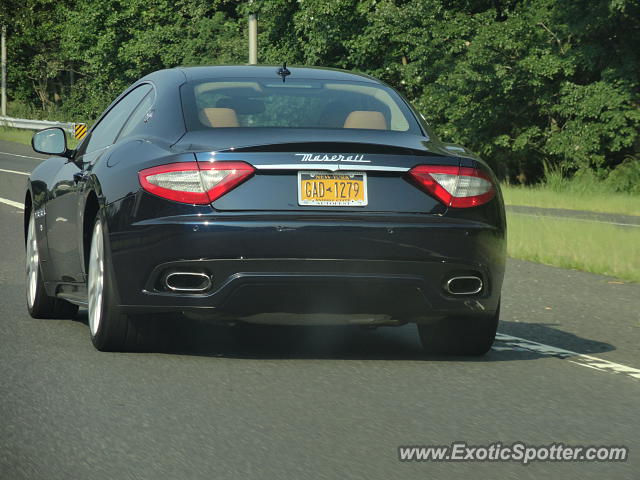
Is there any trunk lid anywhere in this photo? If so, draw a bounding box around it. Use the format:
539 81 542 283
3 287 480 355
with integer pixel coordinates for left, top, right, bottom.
174 129 460 214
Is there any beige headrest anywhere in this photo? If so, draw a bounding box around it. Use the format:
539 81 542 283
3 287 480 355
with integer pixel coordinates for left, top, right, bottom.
343 111 387 130
200 107 239 128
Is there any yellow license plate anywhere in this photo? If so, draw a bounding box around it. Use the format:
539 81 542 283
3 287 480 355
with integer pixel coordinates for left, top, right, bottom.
298 171 368 206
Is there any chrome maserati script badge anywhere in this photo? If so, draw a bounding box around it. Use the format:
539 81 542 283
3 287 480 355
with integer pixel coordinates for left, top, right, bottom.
295 153 370 163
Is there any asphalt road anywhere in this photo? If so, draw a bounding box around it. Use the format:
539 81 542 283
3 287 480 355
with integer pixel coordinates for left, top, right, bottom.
1 140 639 479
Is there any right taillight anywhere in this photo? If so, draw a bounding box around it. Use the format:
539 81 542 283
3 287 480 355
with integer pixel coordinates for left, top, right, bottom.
408 165 495 208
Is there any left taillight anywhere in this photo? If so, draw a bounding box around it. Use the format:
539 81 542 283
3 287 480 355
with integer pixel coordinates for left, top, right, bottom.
408 165 496 208
138 161 255 204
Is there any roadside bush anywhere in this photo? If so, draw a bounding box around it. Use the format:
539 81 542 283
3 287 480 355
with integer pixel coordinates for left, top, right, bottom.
5 101 39 120
541 160 640 196
605 157 640 195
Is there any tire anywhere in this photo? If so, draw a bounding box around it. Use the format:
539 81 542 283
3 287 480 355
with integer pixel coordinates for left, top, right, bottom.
417 303 500 356
87 215 141 351
26 212 78 319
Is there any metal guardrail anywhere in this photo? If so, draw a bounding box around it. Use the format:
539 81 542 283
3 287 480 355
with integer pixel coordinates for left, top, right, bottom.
0 116 74 133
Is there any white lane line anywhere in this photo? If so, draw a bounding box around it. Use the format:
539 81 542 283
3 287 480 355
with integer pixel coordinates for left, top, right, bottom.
508 211 640 228
494 333 640 380
0 197 24 210
0 167 29 176
0 151 42 160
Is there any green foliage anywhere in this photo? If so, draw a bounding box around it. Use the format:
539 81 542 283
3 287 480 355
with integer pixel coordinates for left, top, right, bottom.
502 183 640 216
3 0 639 188
0 127 37 146
538 159 640 196
508 213 640 282
605 157 640 194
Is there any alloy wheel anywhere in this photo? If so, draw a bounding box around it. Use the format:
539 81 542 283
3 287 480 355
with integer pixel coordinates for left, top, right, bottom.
25 215 39 308
88 221 105 336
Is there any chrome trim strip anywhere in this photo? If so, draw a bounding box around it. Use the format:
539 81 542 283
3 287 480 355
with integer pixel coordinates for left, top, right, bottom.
253 164 410 172
445 276 483 295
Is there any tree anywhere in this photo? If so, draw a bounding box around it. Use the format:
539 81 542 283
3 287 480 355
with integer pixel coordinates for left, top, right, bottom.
4 0 638 185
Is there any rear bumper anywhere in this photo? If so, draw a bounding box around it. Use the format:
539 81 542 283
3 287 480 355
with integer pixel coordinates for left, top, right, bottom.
141 258 498 320
106 207 505 323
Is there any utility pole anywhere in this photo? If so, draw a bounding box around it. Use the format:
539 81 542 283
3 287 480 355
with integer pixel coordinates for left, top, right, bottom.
248 14 257 64
1 25 6 116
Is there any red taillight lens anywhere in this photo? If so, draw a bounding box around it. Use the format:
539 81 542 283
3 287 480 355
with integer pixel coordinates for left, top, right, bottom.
408 165 495 208
138 161 255 204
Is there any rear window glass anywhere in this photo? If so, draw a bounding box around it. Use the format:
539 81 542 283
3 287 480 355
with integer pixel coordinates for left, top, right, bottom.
180 78 421 134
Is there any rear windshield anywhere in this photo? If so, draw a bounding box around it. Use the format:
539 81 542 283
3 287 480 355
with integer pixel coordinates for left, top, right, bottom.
180 78 421 134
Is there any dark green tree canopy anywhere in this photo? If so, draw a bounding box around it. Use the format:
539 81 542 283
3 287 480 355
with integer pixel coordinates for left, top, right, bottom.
4 0 639 184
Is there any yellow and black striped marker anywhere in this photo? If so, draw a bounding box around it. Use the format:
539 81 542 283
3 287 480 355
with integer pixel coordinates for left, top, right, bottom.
74 123 87 140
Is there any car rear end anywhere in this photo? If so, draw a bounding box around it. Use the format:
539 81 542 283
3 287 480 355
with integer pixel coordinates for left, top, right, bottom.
105 68 505 350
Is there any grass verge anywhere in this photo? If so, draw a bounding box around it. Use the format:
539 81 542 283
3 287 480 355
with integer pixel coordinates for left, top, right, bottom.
0 127 36 146
0 126 79 149
501 185 640 217
507 213 640 282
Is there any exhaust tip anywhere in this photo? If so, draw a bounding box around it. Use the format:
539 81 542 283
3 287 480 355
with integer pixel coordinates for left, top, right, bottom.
165 272 212 293
445 276 483 295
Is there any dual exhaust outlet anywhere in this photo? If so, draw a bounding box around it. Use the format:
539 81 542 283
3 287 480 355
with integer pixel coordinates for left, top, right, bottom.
163 271 482 296
444 275 483 295
165 272 212 293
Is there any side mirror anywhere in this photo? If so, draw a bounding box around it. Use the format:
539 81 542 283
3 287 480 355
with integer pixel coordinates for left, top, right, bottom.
32 127 72 157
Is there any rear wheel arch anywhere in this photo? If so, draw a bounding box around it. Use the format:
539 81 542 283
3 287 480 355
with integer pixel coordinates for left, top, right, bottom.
24 191 33 246
83 192 100 273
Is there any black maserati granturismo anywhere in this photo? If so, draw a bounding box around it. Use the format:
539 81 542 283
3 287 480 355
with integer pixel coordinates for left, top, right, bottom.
25 65 506 353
